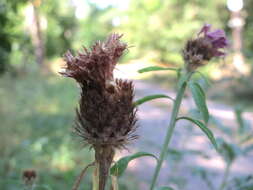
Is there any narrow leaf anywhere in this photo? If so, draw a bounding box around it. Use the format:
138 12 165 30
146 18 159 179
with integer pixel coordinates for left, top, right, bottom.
134 94 174 106
195 71 211 87
156 187 174 190
217 139 240 163
110 152 158 177
177 71 192 90
189 82 209 123
244 144 253 155
138 66 178 73
234 106 245 134
177 117 218 151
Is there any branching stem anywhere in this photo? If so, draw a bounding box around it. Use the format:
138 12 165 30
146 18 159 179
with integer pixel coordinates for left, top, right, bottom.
150 72 193 190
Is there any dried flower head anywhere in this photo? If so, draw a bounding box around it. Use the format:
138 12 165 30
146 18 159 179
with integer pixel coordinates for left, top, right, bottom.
183 24 228 71
22 169 37 186
61 34 127 85
60 34 137 190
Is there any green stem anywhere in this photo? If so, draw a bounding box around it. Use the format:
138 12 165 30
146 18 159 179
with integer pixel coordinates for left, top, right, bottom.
150 72 192 190
111 175 119 190
72 162 94 190
219 163 232 190
92 163 99 190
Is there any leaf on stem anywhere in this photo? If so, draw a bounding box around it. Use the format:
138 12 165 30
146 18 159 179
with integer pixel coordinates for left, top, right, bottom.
244 144 253 155
217 139 240 163
138 66 178 73
194 71 211 87
155 187 174 190
189 82 209 123
110 152 158 177
134 94 174 106
177 116 218 151
234 106 246 134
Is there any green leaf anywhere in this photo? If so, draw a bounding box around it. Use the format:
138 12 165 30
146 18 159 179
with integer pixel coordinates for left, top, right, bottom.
177 117 218 151
177 71 193 90
138 66 178 73
189 82 209 123
217 139 240 163
234 106 245 134
110 152 158 177
194 71 211 87
134 94 174 106
239 134 253 144
226 175 253 190
244 144 253 155
155 186 174 190
210 116 232 135
167 148 183 161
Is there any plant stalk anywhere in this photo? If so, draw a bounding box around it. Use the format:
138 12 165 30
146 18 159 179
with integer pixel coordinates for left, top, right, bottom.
93 163 99 190
219 162 232 190
72 162 94 190
111 175 119 190
150 72 192 190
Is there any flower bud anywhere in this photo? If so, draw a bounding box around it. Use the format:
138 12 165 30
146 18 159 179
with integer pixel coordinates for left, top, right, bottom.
183 24 228 71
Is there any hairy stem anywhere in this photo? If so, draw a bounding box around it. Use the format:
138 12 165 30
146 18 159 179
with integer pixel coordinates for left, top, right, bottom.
94 146 115 190
150 72 192 190
72 162 94 190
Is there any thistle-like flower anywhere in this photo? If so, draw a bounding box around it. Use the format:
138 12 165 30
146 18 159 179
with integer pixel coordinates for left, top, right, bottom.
60 34 138 190
183 24 228 71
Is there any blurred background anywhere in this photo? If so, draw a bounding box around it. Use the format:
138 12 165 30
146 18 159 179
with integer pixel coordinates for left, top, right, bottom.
1 0 253 189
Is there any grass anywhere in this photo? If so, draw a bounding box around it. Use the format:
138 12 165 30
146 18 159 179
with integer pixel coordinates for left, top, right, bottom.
0 69 109 189
0 67 139 190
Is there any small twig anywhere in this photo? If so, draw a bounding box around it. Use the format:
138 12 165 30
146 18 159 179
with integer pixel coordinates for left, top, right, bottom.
72 162 95 190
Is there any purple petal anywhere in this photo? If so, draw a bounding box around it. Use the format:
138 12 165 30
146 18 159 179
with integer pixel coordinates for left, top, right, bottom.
214 50 226 57
206 29 226 40
198 24 211 36
212 37 228 48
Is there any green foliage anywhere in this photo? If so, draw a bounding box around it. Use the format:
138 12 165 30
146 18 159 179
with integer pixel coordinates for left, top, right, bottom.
189 82 209 123
155 187 174 190
1 0 253 189
41 0 77 58
134 94 174 106
215 107 253 163
177 117 218 151
235 106 247 134
226 175 253 190
0 0 28 74
119 0 227 64
0 71 95 190
138 66 178 73
110 152 158 177
217 139 240 164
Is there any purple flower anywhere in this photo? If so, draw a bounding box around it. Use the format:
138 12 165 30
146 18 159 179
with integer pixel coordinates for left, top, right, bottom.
198 24 228 57
183 24 228 71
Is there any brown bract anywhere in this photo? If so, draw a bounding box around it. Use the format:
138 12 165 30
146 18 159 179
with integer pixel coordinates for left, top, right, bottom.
183 37 213 71
61 34 127 86
183 24 228 72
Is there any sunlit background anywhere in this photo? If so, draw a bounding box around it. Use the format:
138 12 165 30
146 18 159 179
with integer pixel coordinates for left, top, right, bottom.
1 0 253 189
